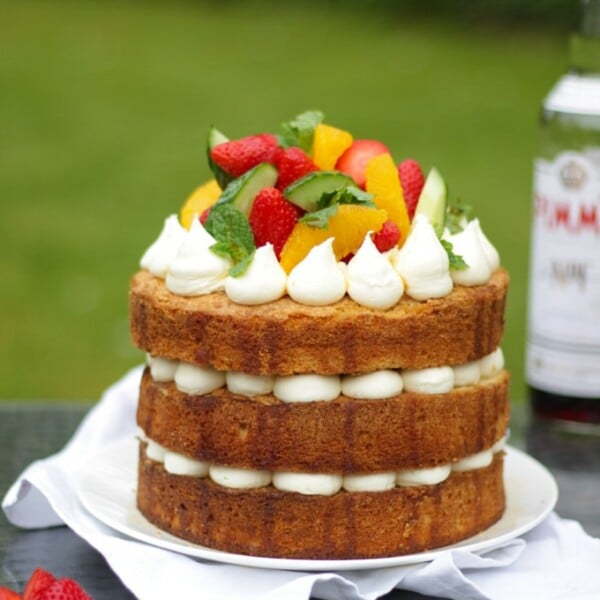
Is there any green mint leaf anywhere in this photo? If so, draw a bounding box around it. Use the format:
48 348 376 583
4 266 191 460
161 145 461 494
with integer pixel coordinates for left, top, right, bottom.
228 251 256 277
204 203 256 275
302 184 375 229
441 239 469 270
316 185 375 210
445 196 474 234
279 110 324 152
299 205 338 229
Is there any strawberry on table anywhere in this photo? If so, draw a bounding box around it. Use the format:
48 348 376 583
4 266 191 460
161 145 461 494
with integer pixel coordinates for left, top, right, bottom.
398 159 425 220
38 579 91 600
275 147 319 191
335 139 390 189
248 187 304 259
23 568 56 600
210 134 279 178
0 587 21 600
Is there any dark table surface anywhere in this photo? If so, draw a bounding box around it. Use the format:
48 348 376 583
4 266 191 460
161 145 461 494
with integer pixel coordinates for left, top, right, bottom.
0 402 599 600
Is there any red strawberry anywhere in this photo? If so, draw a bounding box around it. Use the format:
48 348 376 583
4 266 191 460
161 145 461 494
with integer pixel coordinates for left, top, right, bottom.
210 134 279 178
199 206 211 224
24 568 56 600
0 587 21 600
373 220 400 252
248 187 303 258
398 159 425 219
39 579 91 600
274 147 319 190
335 139 390 189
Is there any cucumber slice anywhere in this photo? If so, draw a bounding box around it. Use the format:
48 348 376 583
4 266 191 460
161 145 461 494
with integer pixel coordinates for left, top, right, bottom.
216 162 278 215
414 167 447 236
207 126 232 189
284 171 355 212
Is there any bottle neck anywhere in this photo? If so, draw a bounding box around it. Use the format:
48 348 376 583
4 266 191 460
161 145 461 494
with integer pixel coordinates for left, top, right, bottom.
570 0 600 74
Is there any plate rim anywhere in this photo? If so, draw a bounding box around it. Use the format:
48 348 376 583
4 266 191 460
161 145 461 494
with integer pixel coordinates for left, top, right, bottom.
77 437 558 571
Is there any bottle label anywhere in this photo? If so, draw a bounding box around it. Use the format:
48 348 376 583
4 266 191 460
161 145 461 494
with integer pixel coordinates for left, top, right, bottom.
527 150 600 398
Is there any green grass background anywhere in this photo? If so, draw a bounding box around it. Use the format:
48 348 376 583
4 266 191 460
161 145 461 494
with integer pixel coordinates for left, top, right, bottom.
1 0 568 402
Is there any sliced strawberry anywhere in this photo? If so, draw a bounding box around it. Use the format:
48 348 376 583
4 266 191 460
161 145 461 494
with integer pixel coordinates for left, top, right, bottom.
398 159 425 220
0 587 21 600
274 147 319 190
24 568 56 600
335 139 390 189
372 220 400 252
248 187 304 258
39 579 91 600
210 134 279 178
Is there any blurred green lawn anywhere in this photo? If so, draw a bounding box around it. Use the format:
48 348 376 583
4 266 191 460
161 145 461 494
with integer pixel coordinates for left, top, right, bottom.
1 0 566 402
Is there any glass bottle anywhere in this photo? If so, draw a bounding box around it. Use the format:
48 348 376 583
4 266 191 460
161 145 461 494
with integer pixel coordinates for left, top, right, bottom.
526 0 600 429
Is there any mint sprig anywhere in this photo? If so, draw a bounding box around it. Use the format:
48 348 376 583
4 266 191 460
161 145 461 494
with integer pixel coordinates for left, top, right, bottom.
278 110 324 152
440 239 468 270
316 185 374 210
445 196 473 234
299 205 339 229
299 185 375 229
204 203 256 276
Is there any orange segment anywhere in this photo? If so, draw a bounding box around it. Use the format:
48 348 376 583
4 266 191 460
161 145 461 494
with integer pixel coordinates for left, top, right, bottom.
280 204 388 273
179 179 221 229
365 154 410 246
311 123 353 170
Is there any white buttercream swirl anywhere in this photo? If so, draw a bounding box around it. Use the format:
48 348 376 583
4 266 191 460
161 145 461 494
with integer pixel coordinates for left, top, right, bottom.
286 238 347 305
165 218 230 296
140 215 187 278
402 366 454 394
452 361 481 387
346 234 404 309
452 449 494 472
209 464 272 489
396 464 451 487
225 244 287 305
473 219 500 271
164 451 209 477
392 215 453 300
341 370 403 399
146 439 167 462
174 362 226 395
146 354 177 382
479 348 505 379
272 472 343 496
273 374 341 403
226 372 274 396
445 219 492 286
343 472 396 492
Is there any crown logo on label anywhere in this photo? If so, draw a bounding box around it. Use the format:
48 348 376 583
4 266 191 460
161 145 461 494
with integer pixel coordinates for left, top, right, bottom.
560 159 587 189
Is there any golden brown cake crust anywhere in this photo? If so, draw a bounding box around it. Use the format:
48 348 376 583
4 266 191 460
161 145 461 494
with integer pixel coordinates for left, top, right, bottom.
129 268 509 375
137 369 510 472
137 445 505 559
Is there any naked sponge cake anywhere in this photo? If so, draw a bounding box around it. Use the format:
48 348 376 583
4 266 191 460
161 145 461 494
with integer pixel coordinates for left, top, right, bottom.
130 111 509 560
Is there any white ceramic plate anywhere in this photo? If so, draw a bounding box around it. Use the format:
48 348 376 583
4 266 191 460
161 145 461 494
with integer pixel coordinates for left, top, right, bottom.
77 438 558 571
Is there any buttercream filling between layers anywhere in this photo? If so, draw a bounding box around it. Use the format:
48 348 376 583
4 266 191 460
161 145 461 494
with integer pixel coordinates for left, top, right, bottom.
139 433 507 495
147 348 504 402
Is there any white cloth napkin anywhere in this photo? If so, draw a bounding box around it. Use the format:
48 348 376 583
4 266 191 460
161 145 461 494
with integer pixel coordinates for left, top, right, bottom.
3 366 600 600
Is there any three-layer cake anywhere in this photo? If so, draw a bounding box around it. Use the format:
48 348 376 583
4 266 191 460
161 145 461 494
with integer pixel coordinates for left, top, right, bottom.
130 112 510 559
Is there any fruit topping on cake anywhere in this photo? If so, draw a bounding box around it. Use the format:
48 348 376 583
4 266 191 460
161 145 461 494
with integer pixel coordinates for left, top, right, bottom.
248 187 303 259
140 111 500 308
398 158 425 220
